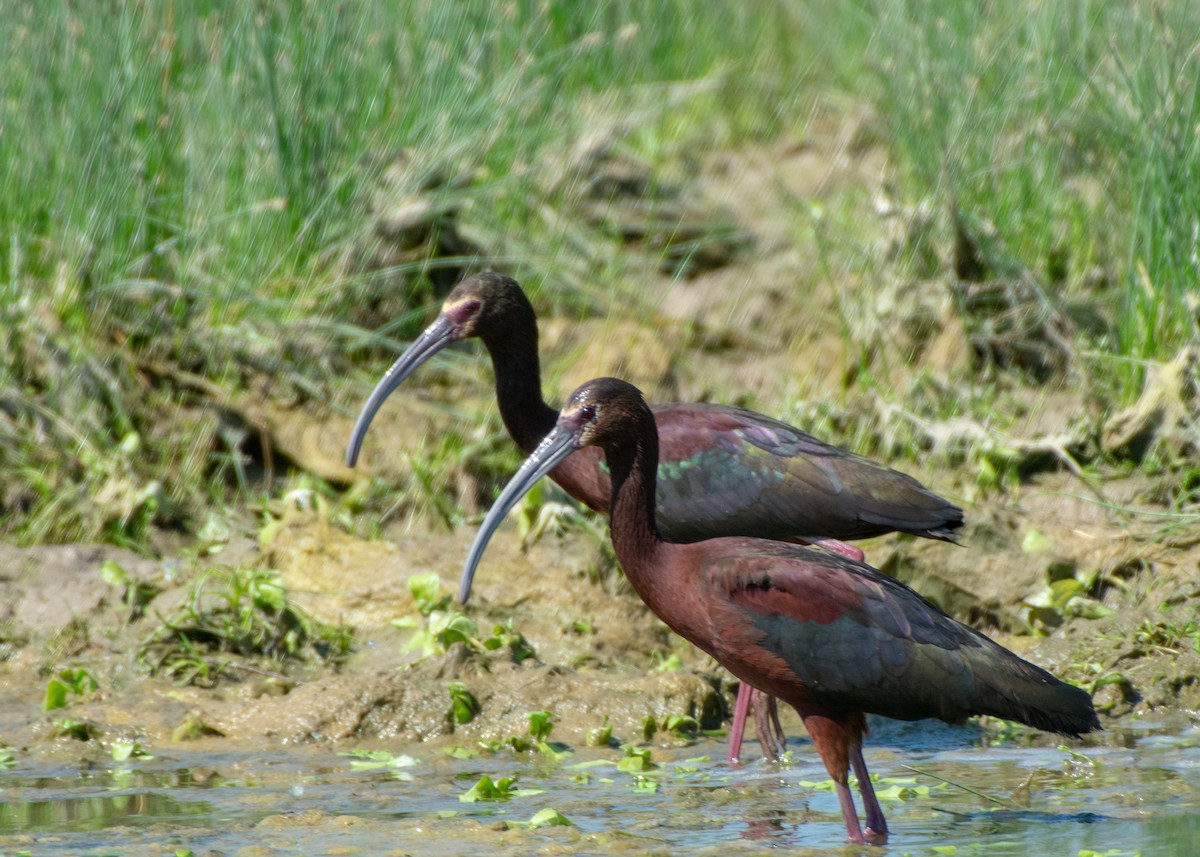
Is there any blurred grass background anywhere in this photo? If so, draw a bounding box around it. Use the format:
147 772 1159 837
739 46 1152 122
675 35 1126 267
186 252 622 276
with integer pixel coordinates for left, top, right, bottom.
1 1 1196 547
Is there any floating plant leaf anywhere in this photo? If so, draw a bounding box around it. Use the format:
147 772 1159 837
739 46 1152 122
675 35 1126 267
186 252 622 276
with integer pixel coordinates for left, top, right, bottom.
458 774 545 802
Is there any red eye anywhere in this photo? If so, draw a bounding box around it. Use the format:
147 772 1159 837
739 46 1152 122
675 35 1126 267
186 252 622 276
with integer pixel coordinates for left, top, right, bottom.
445 298 482 326
579 404 597 421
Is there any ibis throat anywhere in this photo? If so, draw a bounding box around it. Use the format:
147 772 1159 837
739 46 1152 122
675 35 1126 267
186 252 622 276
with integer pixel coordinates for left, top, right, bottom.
603 413 667 590
480 321 557 455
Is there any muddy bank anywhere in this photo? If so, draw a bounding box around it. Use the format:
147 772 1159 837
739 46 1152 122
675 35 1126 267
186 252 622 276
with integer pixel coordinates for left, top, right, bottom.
1 463 1197 764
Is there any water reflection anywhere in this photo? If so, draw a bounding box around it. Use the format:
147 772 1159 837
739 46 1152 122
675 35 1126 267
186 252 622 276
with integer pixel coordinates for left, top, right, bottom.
0 725 1195 855
0 790 211 834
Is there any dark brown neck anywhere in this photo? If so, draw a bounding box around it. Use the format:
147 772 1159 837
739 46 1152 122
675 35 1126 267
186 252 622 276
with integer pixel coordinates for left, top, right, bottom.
479 311 557 454
604 408 668 597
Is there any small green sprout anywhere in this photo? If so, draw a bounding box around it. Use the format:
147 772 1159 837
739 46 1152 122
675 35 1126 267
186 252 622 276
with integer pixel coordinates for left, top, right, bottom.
407 572 450 616
137 566 351 686
538 741 572 762
111 740 154 762
53 718 97 741
1059 745 1100 766
435 614 480 649
43 668 99 711
586 716 613 748
505 808 575 829
1023 568 1114 632
568 759 616 770
630 775 659 793
655 653 683 672
873 782 932 801
1020 530 1053 554
568 618 596 635
617 745 656 773
448 682 480 726
508 736 533 753
399 609 478 658
528 711 553 742
797 778 837 791
483 622 536 662
100 560 158 619
341 749 418 780
399 615 535 662
662 715 699 738
0 746 15 769
458 774 545 802
171 711 222 742
443 746 478 760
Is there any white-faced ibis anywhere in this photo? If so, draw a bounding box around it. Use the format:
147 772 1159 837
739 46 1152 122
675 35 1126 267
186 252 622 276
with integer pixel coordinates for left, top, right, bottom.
346 271 964 763
457 377 1100 845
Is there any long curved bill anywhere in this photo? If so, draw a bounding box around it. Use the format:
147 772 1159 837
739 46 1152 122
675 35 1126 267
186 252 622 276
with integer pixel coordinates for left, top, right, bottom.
458 423 581 604
345 315 458 467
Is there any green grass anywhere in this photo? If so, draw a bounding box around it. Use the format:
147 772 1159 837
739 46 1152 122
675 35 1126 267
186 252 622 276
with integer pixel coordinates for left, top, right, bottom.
137 564 352 686
0 1 1197 546
865 2 1200 381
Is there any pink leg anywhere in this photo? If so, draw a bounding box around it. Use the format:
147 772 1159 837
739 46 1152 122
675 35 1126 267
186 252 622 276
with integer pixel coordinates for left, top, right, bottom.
800 710 874 846
727 681 752 764
851 747 888 844
768 695 787 749
807 537 866 563
752 690 787 762
834 780 865 845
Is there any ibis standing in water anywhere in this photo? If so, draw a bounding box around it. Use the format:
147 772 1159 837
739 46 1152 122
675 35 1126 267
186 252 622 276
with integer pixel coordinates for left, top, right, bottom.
347 272 965 763
457 378 1100 845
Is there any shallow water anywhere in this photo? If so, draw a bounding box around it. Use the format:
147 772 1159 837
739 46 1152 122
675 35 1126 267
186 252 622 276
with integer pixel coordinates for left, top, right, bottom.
2 718 1196 856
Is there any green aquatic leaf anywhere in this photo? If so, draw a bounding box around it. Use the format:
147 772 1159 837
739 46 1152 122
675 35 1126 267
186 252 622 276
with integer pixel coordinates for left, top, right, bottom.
341 749 418 771
617 746 656 772
111 740 154 762
1059 745 1101 765
586 716 613 748
458 774 545 802
43 681 68 712
53 718 96 740
873 783 931 801
655 653 683 672
443 746 478 760
569 618 595 635
537 741 572 762
483 622 536 662
527 710 553 742
251 574 287 613
630 775 659 794
435 613 480 648
448 682 480 726
1067 599 1115 620
401 609 479 658
43 668 99 711
527 808 574 828
407 572 449 616
504 808 576 829
100 560 130 587
662 715 699 736
796 779 836 791
568 759 616 770
1021 530 1053 554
